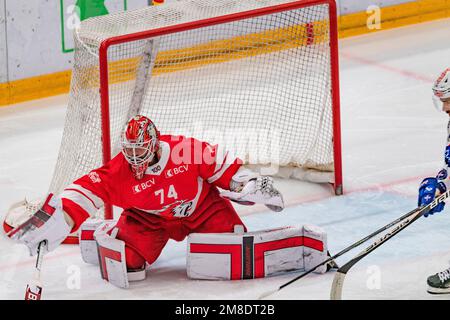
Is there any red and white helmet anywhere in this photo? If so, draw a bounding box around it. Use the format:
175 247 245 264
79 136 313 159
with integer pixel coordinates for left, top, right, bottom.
432 68 450 111
121 115 160 179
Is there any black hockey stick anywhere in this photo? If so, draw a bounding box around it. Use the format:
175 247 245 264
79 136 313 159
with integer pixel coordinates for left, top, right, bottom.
258 206 421 299
24 241 46 300
258 190 450 300
330 189 450 300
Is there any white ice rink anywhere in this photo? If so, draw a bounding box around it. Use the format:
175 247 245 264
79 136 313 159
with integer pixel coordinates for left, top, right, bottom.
1 18 450 300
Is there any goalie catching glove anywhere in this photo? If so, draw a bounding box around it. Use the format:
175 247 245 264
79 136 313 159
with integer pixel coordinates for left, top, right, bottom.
7 194 74 256
221 168 284 212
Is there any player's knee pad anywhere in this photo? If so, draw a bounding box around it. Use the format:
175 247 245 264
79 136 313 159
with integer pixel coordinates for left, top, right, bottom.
79 218 146 288
187 224 328 280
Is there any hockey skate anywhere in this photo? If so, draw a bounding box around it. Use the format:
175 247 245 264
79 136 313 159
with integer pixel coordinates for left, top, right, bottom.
427 267 450 294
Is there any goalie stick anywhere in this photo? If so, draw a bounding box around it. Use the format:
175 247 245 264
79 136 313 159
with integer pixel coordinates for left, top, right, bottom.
258 190 450 300
330 189 450 300
24 241 46 300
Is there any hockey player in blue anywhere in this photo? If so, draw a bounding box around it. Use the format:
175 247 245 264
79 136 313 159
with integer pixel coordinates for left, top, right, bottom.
417 68 450 294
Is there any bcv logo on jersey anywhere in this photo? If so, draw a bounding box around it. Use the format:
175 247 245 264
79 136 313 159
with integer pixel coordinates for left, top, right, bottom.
165 165 189 178
132 178 156 194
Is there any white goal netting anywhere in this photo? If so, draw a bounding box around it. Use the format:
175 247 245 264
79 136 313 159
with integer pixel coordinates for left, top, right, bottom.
49 0 340 200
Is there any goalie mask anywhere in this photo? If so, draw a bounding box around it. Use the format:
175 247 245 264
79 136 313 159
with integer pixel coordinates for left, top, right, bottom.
432 68 450 112
121 115 160 179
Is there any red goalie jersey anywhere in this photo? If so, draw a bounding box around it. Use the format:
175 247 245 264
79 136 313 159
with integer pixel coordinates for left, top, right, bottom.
60 135 243 232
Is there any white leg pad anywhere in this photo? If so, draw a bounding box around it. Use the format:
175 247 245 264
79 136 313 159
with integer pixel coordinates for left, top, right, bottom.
94 221 147 288
80 219 147 287
79 218 104 265
303 224 328 274
94 221 129 288
187 225 328 280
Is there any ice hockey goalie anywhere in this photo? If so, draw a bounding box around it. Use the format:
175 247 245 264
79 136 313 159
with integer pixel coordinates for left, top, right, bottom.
8 115 332 288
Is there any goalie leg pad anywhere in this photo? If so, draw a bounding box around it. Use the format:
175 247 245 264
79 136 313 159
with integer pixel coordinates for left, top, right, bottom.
303 224 328 274
187 225 328 280
94 221 146 288
79 218 105 265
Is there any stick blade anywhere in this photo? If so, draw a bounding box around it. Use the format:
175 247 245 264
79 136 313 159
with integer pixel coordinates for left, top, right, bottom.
258 288 279 300
330 271 346 300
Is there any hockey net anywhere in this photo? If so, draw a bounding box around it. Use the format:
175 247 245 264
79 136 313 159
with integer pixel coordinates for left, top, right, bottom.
6 0 342 230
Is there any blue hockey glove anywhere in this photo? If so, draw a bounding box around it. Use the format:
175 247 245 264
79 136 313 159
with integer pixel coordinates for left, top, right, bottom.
418 177 447 217
445 146 450 167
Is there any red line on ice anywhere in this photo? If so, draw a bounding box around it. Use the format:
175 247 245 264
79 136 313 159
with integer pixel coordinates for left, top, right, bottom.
340 51 434 83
